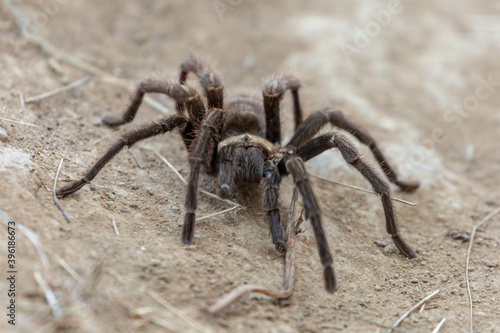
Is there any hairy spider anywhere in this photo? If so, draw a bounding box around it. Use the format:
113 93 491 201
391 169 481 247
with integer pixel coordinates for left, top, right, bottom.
56 56 419 292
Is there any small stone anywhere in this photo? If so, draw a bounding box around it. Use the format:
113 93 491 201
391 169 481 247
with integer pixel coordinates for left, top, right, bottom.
266 255 272 260
106 193 115 200
442 276 449 282
374 285 383 291
91 117 102 126
382 245 396 254
410 278 419 283
171 205 180 211
484 261 498 268
374 240 387 247
244 264 254 271
130 183 139 190
0 128 9 142
140 246 146 251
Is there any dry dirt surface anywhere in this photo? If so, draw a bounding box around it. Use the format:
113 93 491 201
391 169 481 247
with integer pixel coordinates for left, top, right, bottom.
1 1 500 332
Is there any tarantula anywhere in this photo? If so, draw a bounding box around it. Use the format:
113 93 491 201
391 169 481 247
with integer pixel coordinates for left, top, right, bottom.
56 56 419 292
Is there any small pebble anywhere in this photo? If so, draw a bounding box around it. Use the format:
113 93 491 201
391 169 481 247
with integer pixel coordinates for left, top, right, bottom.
0 128 9 142
382 245 396 254
171 205 180 211
484 260 498 268
374 240 387 247
374 285 383 291
244 264 255 271
410 278 419 283
266 255 272 260
130 183 139 190
442 276 449 282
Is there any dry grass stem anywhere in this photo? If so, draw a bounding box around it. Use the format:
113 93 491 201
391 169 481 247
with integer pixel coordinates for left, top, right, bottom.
432 318 446 333
196 205 241 222
387 289 440 333
128 148 143 169
4 0 168 114
53 158 71 223
466 205 500 333
209 188 299 313
25 76 91 103
18 91 25 107
112 217 120 236
148 291 209 333
34 270 63 319
0 116 37 127
311 173 416 206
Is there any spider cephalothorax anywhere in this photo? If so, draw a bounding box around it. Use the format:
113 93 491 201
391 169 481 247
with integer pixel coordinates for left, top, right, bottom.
57 56 419 292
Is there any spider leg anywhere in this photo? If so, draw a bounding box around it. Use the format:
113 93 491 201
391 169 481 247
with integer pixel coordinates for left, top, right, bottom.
262 76 304 144
308 133 417 259
263 161 286 253
178 56 224 171
182 108 225 244
285 156 337 292
179 56 224 109
287 108 419 192
56 115 187 197
216 145 235 199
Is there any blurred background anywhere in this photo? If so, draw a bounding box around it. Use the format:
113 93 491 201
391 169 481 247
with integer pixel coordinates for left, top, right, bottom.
1 1 499 332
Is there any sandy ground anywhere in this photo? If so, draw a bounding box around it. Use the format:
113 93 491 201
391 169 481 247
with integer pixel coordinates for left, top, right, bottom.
1 1 499 332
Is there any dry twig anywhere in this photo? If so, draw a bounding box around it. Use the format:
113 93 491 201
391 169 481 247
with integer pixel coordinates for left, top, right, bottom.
387 289 440 333
25 76 91 103
53 158 71 223
196 206 241 222
209 188 300 313
34 270 63 319
112 217 120 236
432 317 446 333
0 116 37 127
465 205 500 333
311 173 416 206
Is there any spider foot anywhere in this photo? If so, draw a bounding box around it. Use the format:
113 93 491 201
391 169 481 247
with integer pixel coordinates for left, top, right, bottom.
274 240 287 254
324 265 337 293
56 179 87 198
181 213 196 245
394 179 420 193
102 114 126 127
391 235 417 259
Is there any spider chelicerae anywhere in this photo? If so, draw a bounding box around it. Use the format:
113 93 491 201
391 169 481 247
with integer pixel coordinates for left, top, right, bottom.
57 56 419 292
